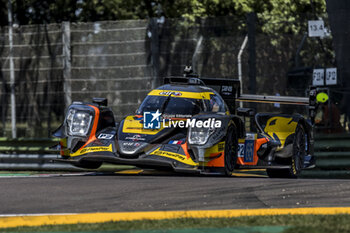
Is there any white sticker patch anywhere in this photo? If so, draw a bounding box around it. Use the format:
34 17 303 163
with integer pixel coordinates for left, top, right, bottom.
98 133 114 140
245 133 256 140
238 143 245 158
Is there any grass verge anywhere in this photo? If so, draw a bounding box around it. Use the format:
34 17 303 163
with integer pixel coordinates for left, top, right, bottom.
2 215 350 233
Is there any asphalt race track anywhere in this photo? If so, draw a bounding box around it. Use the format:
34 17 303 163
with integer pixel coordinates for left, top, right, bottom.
1 171 350 215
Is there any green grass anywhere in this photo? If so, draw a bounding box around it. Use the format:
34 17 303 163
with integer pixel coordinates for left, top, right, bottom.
2 215 350 233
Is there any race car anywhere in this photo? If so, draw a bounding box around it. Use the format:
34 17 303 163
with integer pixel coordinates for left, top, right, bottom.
52 68 315 178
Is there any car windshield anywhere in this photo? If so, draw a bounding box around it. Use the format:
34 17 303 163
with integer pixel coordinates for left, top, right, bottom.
136 95 203 116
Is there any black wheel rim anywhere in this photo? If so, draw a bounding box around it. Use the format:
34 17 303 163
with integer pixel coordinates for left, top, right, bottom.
225 129 236 173
293 126 305 174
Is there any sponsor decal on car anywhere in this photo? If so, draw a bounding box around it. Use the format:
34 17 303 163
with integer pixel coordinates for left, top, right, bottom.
125 134 146 141
221 85 233 96
168 140 184 145
218 142 225 151
159 91 182 96
122 142 141 147
150 148 197 166
97 133 114 140
70 144 113 157
147 90 213 100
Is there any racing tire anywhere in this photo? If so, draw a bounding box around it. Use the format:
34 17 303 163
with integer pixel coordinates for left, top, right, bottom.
267 124 306 178
224 126 238 176
75 160 103 169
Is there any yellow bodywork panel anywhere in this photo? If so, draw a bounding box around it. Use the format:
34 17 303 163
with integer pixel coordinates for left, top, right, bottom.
204 142 225 158
122 115 164 135
70 144 113 157
148 90 213 100
264 116 297 149
59 138 70 156
203 141 225 167
150 148 197 166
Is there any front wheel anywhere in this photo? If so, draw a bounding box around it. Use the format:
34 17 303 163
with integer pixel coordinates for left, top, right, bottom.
224 126 238 176
267 124 306 178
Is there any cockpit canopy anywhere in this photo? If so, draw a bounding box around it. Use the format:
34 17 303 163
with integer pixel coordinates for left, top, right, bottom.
136 95 203 116
136 85 228 117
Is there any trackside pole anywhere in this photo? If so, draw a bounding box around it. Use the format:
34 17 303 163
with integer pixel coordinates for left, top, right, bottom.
62 22 72 108
237 35 248 108
192 36 203 74
149 18 160 89
8 0 16 138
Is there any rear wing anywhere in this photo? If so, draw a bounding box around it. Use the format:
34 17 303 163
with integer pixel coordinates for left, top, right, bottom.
237 87 317 124
237 94 309 106
163 76 317 123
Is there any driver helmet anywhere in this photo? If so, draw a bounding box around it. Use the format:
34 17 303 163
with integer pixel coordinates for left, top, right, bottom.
316 92 329 103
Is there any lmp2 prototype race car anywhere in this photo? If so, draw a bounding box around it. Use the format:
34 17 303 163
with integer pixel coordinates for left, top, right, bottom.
52 68 315 178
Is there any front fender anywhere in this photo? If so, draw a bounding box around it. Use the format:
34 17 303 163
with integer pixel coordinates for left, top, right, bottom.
52 123 66 138
187 113 231 149
232 116 245 138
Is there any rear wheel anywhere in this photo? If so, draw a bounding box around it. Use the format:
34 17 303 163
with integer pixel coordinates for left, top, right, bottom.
224 126 238 176
267 124 306 178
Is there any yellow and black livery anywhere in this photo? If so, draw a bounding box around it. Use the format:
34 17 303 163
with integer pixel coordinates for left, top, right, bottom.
53 71 315 178
53 76 245 176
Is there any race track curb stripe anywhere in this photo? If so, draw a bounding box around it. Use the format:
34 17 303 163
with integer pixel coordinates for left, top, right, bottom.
1 207 350 229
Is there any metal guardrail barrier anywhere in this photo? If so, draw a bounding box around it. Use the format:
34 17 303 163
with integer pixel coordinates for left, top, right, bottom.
314 133 350 169
0 136 350 177
0 138 84 171
0 138 58 154
0 159 83 171
301 133 350 178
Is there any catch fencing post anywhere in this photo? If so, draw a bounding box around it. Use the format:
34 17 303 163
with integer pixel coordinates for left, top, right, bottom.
192 36 203 73
62 21 72 108
247 12 257 132
238 35 248 108
149 18 160 89
7 0 16 138
247 13 256 96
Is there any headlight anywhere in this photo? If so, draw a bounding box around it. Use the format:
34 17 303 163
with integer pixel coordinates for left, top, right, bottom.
188 125 214 145
66 109 93 137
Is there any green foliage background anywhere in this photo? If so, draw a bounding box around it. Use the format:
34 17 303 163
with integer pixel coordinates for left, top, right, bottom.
0 0 335 136
0 0 330 98
1 0 326 27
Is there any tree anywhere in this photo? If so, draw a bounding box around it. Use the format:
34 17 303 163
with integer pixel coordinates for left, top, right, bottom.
0 0 327 26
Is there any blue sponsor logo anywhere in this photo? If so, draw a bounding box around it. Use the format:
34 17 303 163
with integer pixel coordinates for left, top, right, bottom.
143 110 161 129
244 140 254 162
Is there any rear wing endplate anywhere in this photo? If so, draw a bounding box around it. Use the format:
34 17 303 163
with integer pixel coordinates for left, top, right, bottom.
164 76 240 113
199 78 240 100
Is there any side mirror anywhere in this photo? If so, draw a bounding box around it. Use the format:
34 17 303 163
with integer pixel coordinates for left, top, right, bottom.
237 107 255 117
93 97 108 106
